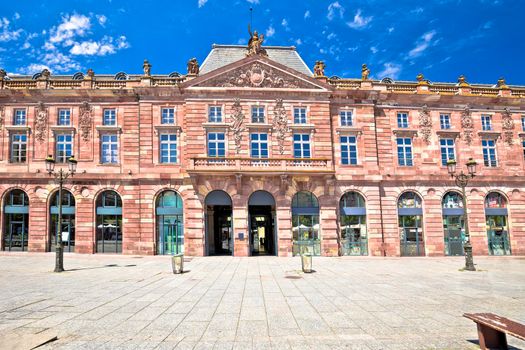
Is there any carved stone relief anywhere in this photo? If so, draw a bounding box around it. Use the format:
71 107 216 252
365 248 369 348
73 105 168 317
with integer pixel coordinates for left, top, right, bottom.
79 101 93 142
229 99 245 153
272 99 290 155
461 105 474 145
501 108 515 146
35 101 48 143
418 105 432 144
0 105 4 130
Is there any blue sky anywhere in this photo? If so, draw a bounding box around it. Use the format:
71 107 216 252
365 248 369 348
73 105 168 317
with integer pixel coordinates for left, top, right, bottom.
1 0 524 84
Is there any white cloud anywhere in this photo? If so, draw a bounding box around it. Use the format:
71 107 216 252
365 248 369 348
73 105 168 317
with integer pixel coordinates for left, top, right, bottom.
198 0 208 7
327 2 344 21
327 32 336 40
49 14 91 44
377 62 402 79
14 13 20 20
408 30 436 58
388 27 395 33
281 18 288 27
246 0 259 3
21 42 30 49
347 46 358 52
304 10 310 19
347 10 372 29
0 17 23 42
265 26 275 38
96 15 107 26
17 63 51 75
70 35 129 56
295 38 302 45
370 46 378 54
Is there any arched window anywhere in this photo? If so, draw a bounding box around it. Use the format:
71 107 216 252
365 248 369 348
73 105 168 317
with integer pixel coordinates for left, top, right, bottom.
291 191 320 256
442 192 465 256
485 192 510 255
3 189 29 251
398 192 424 256
156 191 183 255
339 192 367 255
96 190 123 253
114 72 128 81
49 190 76 252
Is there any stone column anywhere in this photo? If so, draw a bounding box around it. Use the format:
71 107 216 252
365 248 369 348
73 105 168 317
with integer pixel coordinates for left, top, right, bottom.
320 204 338 256
232 194 249 257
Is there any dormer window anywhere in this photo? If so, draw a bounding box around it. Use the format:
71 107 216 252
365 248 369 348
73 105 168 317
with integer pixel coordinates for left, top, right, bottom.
209 106 222 123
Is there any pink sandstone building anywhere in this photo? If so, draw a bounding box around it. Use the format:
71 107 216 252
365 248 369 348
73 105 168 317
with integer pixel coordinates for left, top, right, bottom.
0 42 524 257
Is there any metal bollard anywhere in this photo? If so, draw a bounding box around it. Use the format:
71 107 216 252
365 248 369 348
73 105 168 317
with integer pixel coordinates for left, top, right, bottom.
171 254 184 274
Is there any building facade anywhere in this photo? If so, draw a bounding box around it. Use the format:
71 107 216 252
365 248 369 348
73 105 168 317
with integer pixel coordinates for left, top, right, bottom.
1 43 525 257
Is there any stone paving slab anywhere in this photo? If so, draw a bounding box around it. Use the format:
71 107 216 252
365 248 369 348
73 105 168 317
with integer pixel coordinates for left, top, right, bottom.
0 253 524 349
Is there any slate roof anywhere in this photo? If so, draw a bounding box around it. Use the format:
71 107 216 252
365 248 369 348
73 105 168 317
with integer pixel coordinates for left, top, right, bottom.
200 45 313 76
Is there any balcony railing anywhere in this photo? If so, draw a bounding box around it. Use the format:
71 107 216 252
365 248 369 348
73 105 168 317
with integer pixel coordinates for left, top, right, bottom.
189 157 333 173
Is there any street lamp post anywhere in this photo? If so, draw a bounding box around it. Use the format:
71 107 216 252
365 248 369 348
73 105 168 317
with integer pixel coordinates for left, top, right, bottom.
45 154 77 273
447 158 477 271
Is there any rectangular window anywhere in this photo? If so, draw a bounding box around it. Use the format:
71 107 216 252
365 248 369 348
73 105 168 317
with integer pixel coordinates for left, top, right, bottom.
103 109 116 126
397 112 409 128
440 114 451 130
56 134 73 163
160 134 177 163
208 106 222 123
207 132 225 157
251 106 265 123
10 134 27 163
340 110 353 127
101 134 119 164
13 109 26 125
294 107 307 124
397 137 413 166
523 141 525 160
340 135 357 165
521 116 525 131
250 133 268 158
161 108 175 124
481 115 492 131
440 138 455 166
293 133 311 158
482 139 497 167
58 109 71 126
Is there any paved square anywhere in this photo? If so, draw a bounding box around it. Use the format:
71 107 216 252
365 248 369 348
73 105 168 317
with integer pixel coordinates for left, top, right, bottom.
0 254 524 349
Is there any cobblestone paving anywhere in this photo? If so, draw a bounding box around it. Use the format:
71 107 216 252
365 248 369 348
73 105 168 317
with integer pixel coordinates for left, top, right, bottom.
0 253 524 349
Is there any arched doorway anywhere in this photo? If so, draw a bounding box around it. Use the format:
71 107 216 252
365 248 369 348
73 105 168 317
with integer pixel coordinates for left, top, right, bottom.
442 191 464 256
248 191 276 256
96 190 123 253
485 192 511 255
398 192 425 256
49 190 76 252
2 189 29 251
339 192 367 255
156 190 183 255
205 190 232 256
291 191 320 256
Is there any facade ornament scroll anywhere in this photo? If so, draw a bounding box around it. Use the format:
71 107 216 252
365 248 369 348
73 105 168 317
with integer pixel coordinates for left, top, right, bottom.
229 99 245 153
418 104 432 144
79 101 93 142
35 101 48 143
272 98 290 155
461 105 474 145
501 107 515 146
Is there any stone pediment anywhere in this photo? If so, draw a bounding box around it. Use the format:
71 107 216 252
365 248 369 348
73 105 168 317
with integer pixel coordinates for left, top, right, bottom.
186 57 327 90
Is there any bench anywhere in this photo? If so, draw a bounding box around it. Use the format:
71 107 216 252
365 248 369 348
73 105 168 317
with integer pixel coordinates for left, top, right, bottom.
464 313 525 349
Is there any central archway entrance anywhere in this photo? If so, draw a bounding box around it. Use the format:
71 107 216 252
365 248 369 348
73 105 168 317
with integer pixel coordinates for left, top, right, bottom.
248 191 276 256
205 190 233 256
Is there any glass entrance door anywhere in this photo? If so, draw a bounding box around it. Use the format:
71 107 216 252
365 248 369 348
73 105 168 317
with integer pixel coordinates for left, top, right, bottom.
444 215 464 256
157 215 183 255
5 218 27 251
51 214 75 252
213 206 232 255
486 215 511 255
250 213 274 255
400 215 424 256
340 215 367 256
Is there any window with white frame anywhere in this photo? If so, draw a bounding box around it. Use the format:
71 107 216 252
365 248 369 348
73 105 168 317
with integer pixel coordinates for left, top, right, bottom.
250 133 268 158
103 109 116 126
10 133 27 163
13 109 26 125
58 109 71 126
481 115 492 131
397 137 413 166
251 106 265 123
207 132 225 157
101 134 119 164
56 134 73 163
482 139 497 167
293 133 311 158
440 138 455 166
161 108 175 124
340 110 353 126
340 135 357 165
160 134 177 163
397 112 409 128
208 106 222 123
440 114 451 130
293 107 307 124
